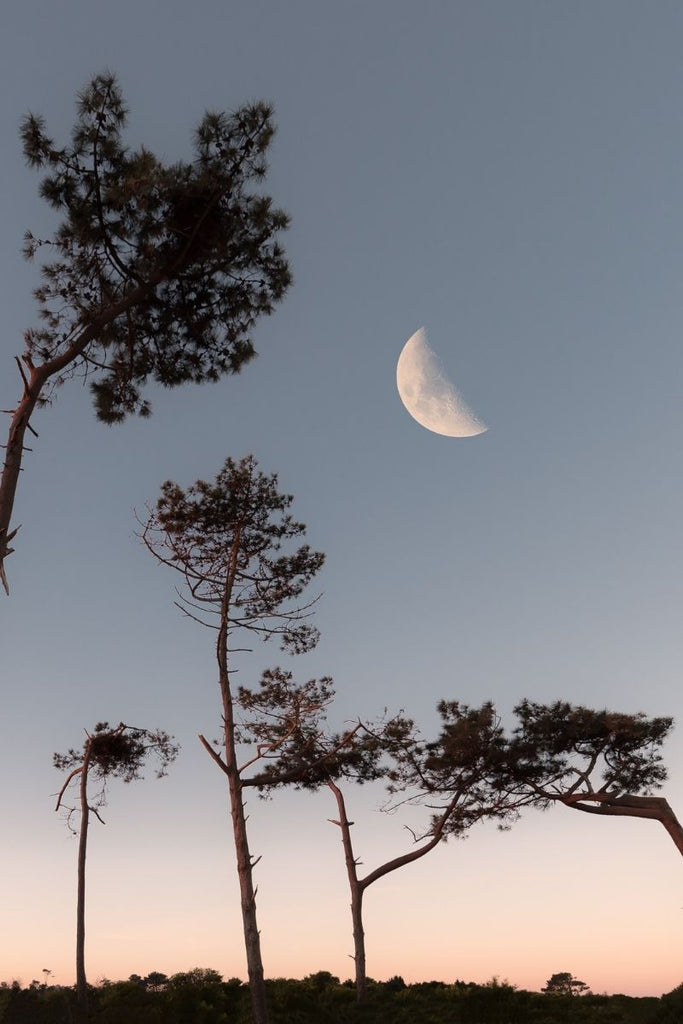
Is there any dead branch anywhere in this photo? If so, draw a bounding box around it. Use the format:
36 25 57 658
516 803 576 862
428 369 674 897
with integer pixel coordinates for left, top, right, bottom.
198 733 230 777
55 765 84 811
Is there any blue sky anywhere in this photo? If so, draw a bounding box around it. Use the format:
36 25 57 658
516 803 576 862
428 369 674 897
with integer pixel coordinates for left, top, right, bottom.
1 0 682 995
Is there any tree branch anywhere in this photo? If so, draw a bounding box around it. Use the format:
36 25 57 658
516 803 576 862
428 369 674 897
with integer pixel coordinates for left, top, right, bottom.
561 792 683 857
55 765 84 811
198 733 230 777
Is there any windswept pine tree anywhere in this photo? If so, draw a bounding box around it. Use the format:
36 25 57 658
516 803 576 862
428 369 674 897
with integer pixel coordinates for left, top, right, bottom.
506 700 683 853
0 72 291 593
238 691 683 1002
239 696 526 1002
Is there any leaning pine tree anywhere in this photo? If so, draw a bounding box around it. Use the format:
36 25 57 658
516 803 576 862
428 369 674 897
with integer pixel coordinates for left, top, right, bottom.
507 700 683 853
141 455 325 1024
0 72 291 593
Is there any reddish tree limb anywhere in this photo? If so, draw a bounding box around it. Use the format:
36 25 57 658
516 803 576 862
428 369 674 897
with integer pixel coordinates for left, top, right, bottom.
561 792 683 857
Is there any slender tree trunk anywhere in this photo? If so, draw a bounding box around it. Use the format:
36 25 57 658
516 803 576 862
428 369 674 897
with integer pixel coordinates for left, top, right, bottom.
327 780 367 1002
76 739 93 1019
327 780 459 1003
214 555 270 1024
350 886 367 1002
226 761 269 1024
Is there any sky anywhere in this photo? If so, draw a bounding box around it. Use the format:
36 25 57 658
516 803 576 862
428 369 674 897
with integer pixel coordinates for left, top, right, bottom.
1 0 683 998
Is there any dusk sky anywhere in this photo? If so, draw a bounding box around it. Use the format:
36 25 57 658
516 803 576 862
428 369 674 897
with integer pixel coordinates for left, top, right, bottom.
2 0 683 997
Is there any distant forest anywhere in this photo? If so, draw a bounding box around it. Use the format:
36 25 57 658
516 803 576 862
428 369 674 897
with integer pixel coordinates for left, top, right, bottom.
0 971 681 1024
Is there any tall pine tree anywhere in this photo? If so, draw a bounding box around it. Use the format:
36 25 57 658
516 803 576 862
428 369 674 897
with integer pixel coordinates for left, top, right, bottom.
141 455 324 1024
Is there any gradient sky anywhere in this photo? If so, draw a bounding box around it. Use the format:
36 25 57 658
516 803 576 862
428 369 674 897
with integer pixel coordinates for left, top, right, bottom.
1 0 683 998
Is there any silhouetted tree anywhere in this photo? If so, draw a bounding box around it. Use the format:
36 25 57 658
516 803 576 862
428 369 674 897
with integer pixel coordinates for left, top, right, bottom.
0 72 291 593
542 972 590 996
656 982 683 1024
141 455 325 1024
54 721 178 1019
507 700 683 854
143 971 168 992
330 701 528 1002
243 696 525 1003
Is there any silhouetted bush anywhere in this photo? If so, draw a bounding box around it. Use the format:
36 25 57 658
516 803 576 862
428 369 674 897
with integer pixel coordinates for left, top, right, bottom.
0 975 666 1023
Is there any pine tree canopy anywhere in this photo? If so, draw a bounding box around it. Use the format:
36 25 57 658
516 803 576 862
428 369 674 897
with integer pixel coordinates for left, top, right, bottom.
21 72 291 422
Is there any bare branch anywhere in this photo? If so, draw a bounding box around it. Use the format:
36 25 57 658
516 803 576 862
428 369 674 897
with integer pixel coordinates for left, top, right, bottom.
198 733 230 777
55 765 84 811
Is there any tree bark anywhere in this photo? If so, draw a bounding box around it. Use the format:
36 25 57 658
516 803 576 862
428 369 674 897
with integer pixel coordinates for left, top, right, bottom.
76 738 93 1020
226 761 269 1024
214 537 270 1024
327 780 367 1002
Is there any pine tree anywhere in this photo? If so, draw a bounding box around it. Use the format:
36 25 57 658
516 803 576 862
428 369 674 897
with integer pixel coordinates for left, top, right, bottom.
242 697 524 1002
507 700 683 853
54 721 178 1019
141 455 324 1024
0 73 291 593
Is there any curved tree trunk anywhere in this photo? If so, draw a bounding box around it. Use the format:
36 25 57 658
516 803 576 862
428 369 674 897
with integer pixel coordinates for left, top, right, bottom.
0 277 161 594
0 357 46 595
564 792 683 856
327 779 460 1003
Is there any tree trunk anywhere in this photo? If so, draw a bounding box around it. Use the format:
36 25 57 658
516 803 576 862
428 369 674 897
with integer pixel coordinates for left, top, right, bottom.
0 275 162 594
327 780 460 1003
0 358 46 594
214 560 270 1024
327 780 367 1002
227 764 269 1024
76 739 93 1019
351 884 367 1002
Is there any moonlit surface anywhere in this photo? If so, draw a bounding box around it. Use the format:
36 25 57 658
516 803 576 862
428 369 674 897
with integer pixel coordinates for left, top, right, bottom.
397 328 487 437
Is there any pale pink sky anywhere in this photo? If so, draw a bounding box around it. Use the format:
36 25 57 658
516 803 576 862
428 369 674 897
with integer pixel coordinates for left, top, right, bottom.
6 782 682 995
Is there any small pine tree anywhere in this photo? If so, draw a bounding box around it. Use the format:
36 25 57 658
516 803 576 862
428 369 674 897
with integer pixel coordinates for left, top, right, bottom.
542 972 590 997
54 721 178 1018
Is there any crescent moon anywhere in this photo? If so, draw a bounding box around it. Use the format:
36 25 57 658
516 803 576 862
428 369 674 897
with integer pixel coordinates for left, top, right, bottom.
396 328 488 438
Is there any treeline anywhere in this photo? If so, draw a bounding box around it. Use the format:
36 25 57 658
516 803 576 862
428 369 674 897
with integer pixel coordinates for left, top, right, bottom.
0 971 679 1024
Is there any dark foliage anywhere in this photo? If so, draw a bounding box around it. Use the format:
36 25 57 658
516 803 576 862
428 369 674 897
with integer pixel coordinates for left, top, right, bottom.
508 701 673 800
543 972 591 996
142 454 324 653
54 721 178 787
21 73 291 422
652 982 683 1024
235 669 386 793
385 700 522 840
0 976 664 1024
0 73 291 592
